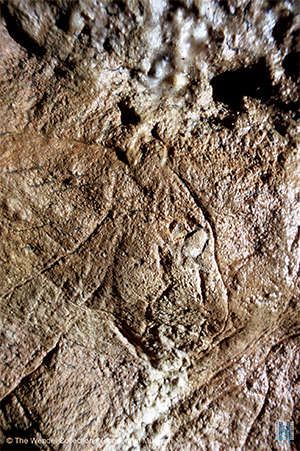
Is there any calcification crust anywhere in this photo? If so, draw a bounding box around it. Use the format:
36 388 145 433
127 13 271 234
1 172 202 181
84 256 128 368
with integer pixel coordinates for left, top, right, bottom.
0 1 299 450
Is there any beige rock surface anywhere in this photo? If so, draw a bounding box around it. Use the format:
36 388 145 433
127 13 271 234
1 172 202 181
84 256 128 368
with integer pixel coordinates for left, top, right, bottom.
0 0 299 449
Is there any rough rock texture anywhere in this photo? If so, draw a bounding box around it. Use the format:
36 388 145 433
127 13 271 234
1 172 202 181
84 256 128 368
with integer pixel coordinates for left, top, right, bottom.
0 0 299 449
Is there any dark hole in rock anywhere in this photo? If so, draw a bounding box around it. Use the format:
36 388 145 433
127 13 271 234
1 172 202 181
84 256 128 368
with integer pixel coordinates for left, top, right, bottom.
62 177 73 187
1 4 45 57
103 37 113 53
283 52 300 82
273 115 289 136
142 186 153 198
129 68 140 79
276 99 299 120
168 0 199 17
272 12 294 46
260 172 272 184
115 147 130 165
138 1 144 15
291 28 300 49
56 9 70 32
210 59 274 109
222 115 236 129
207 114 236 131
169 0 187 13
267 0 280 7
118 101 141 126
151 123 161 140
54 59 75 78
78 25 91 44
107 0 126 15
218 0 233 14
115 0 126 12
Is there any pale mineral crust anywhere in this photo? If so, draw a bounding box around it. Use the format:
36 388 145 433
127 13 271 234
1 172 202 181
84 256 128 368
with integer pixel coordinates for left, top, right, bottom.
0 0 299 450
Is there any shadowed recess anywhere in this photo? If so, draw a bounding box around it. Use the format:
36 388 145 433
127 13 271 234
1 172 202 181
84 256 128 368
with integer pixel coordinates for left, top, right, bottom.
118 101 141 126
1 3 45 57
210 58 274 109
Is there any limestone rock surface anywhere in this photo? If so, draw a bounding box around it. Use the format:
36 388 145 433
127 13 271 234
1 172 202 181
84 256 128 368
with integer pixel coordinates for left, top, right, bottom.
0 0 299 450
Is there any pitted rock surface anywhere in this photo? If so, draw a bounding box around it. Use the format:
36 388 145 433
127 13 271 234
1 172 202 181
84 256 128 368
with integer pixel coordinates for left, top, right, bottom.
0 1 299 450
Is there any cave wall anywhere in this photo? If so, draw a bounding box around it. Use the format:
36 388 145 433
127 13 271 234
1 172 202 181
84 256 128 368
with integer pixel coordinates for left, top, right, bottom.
0 1 299 449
